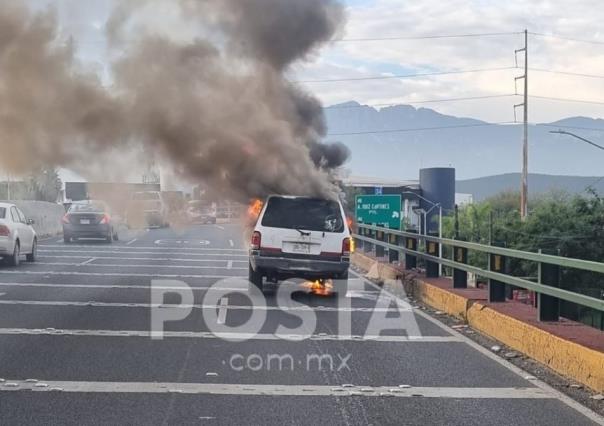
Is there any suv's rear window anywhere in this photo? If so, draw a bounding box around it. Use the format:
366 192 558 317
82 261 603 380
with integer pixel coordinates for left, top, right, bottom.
261 197 344 233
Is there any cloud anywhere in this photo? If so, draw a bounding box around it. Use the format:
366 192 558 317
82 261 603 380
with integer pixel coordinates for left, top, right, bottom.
292 0 604 123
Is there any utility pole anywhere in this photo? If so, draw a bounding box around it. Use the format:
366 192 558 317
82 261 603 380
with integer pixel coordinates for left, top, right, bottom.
514 29 529 220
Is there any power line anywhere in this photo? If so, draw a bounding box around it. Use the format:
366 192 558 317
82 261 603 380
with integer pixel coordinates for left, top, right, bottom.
294 66 517 83
530 95 604 106
326 121 518 136
530 68 604 80
324 121 604 137
334 31 523 42
536 123 604 133
325 94 519 109
529 31 604 46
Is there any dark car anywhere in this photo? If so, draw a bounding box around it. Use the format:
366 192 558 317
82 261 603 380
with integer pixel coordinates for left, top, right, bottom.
62 200 119 243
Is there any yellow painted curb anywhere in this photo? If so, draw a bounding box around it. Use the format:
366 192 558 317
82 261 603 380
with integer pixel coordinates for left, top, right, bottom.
466 302 604 393
352 252 604 393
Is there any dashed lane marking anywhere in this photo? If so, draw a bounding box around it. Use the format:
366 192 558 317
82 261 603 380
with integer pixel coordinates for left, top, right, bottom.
126 239 137 246
32 262 247 271
78 258 97 266
214 225 225 230
0 271 245 279
39 256 247 264
39 245 246 252
229 240 234 248
0 380 550 398
0 328 462 342
38 249 248 258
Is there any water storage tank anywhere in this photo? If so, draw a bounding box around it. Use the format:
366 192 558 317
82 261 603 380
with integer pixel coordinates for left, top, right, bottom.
419 168 455 233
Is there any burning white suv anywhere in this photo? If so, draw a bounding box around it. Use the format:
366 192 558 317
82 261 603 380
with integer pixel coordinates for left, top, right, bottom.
248 196 352 293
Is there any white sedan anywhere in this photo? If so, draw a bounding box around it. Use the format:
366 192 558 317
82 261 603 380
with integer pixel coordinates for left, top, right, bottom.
0 203 37 267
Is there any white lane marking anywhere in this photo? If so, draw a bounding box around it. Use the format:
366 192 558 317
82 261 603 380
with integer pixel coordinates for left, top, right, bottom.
39 256 247 265
227 260 233 270
229 239 234 248
0 283 247 291
126 239 137 246
214 225 225 230
0 280 371 293
33 262 247 271
0 270 244 279
39 245 246 252
154 240 210 246
0 380 550 398
38 249 248 258
350 270 604 424
217 297 228 324
0 299 411 313
0 328 462 342
0 293 5 297
56 238 63 243
78 258 96 266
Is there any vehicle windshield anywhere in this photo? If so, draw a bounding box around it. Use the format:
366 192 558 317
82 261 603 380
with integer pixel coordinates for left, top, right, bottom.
261 197 344 233
0 207 5 219
69 202 108 213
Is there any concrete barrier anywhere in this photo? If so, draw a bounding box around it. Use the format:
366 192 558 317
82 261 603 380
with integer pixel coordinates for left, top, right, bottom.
12 201 65 238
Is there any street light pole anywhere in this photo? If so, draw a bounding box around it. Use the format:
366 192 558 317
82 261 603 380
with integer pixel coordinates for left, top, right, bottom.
550 130 604 152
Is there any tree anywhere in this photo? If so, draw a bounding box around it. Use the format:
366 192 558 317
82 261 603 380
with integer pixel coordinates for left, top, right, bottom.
29 168 62 202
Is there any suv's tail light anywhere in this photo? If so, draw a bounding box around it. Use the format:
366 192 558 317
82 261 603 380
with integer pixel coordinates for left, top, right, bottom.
342 237 353 255
0 225 10 237
62 214 71 224
251 231 262 250
100 214 111 225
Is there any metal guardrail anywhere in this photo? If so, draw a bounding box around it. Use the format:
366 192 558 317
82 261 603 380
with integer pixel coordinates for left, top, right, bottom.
354 224 604 321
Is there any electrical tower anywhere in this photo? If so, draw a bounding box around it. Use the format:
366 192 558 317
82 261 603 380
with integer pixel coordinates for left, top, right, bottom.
514 29 529 220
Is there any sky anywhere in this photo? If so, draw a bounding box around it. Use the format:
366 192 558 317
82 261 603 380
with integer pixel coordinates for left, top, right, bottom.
23 0 604 182
31 0 604 126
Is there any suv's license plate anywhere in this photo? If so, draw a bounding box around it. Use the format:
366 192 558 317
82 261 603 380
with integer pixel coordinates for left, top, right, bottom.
80 219 91 225
292 243 311 254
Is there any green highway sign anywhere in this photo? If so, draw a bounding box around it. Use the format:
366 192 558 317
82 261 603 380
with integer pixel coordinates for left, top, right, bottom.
355 194 402 229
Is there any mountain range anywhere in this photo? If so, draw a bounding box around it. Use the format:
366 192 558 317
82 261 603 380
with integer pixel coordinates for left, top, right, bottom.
456 173 604 201
324 101 604 182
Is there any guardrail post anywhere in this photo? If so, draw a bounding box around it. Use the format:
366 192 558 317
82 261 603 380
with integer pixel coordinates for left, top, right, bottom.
453 245 468 288
389 234 400 263
363 226 373 254
405 230 417 270
375 228 385 258
488 252 507 302
538 254 560 322
425 234 440 278
355 226 364 251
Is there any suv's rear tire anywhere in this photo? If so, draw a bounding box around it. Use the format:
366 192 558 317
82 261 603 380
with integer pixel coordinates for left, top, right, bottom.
248 263 264 292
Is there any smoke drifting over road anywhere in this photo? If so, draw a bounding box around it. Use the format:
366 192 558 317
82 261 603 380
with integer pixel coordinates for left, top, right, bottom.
0 0 349 201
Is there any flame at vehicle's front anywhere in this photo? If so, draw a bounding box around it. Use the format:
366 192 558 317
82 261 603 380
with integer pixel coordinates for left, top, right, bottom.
247 199 264 222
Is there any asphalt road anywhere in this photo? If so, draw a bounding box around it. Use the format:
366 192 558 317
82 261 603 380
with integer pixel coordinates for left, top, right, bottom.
0 224 601 425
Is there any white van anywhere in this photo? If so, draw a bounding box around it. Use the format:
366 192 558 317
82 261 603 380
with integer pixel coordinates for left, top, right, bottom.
249 196 352 293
